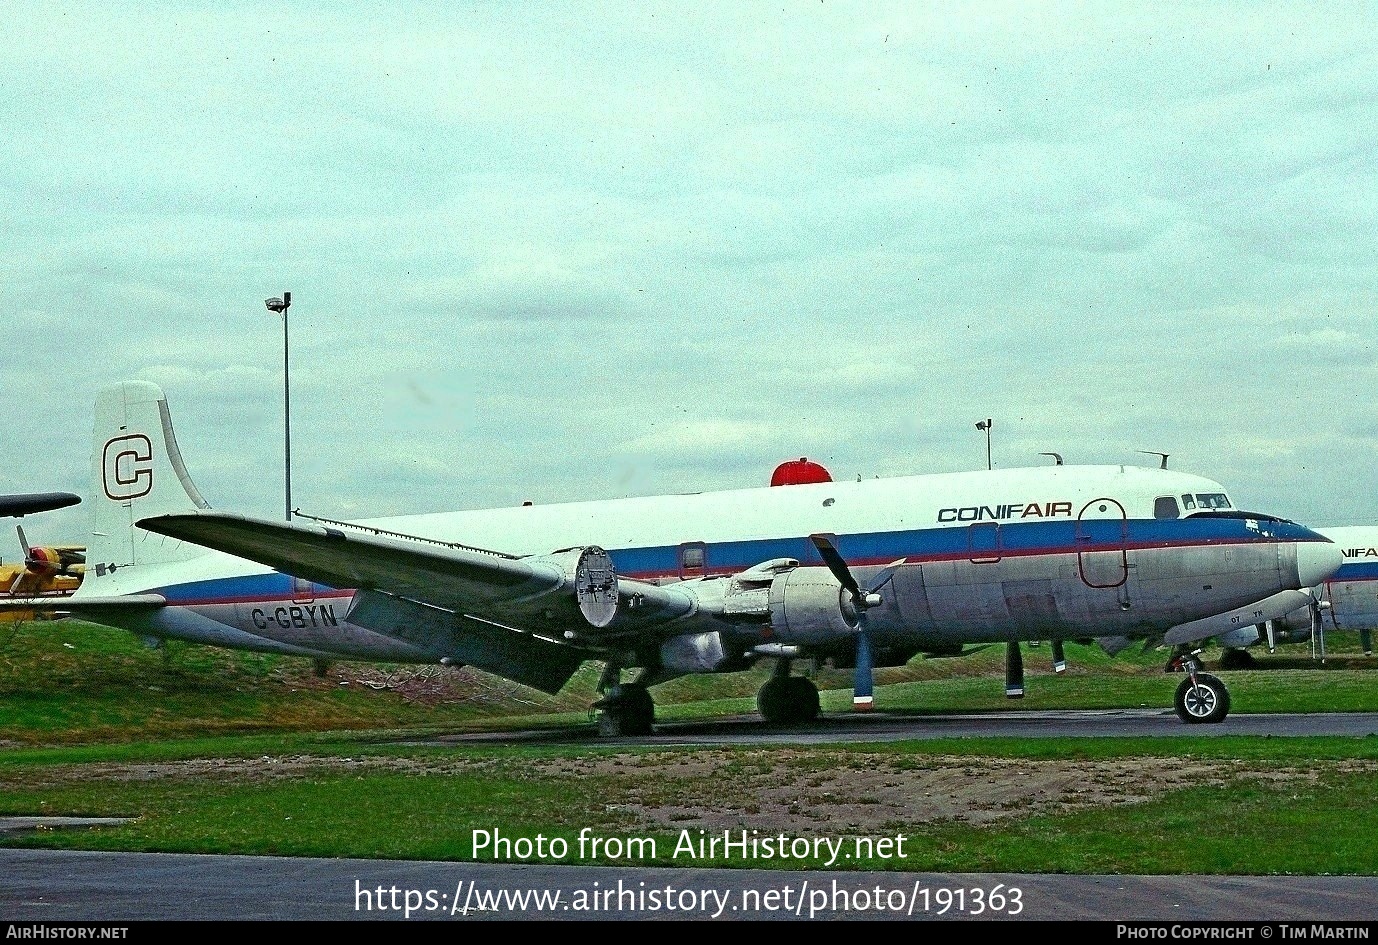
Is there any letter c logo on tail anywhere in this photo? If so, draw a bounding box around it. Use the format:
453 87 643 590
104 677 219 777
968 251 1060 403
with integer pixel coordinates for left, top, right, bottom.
102 435 153 500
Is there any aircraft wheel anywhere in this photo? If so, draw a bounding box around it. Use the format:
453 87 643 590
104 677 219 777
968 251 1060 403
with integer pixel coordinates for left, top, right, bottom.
1218 648 1256 670
618 684 655 736
758 678 791 724
595 684 655 736
1175 673 1230 724
759 677 819 724
785 676 820 723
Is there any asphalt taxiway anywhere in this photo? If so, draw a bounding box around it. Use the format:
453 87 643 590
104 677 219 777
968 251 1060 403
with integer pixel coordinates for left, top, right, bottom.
413 707 1378 746
3 847 1377 921
4 709 1378 922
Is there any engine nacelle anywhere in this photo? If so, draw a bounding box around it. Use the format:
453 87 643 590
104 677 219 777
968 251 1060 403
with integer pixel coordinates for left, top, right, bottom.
572 546 619 628
521 545 697 635
702 560 868 645
766 567 858 644
1214 626 1263 649
519 546 620 628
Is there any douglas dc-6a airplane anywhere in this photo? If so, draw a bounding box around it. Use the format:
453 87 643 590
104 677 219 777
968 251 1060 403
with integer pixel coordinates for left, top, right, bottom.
1202 526 1378 663
3 382 1343 732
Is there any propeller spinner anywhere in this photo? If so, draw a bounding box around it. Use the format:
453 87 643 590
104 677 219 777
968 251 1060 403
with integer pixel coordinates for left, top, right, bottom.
808 534 905 712
9 525 85 593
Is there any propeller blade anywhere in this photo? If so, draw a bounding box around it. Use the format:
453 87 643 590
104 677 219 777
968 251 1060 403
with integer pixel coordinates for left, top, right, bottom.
853 614 874 712
809 535 902 713
1005 641 1025 698
8 571 25 594
865 558 908 596
1311 594 1327 663
1051 639 1067 673
16 524 30 561
1361 628 1373 658
808 534 861 598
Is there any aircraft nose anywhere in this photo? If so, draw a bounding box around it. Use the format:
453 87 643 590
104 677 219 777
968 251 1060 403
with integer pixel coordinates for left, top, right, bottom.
1295 539 1343 589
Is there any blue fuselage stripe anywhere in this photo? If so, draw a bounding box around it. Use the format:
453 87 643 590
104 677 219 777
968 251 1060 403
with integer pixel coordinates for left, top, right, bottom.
1333 562 1378 582
153 517 1321 605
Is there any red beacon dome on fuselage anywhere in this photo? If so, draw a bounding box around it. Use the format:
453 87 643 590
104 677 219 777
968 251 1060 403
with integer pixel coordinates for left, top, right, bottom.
770 457 833 486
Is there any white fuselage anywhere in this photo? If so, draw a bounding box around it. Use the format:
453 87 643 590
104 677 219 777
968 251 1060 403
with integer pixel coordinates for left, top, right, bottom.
81 464 1339 671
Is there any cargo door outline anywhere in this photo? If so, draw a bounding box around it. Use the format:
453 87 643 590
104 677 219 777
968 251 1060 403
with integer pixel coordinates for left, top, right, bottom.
968 522 1001 564
678 541 707 580
292 575 315 604
1076 497 1128 588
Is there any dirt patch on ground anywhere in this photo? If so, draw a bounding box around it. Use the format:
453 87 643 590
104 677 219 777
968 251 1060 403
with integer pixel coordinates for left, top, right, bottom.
8 750 1375 835
525 751 1374 834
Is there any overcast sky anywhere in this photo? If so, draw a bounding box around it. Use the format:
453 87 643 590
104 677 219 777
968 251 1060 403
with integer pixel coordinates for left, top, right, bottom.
3 3 1375 548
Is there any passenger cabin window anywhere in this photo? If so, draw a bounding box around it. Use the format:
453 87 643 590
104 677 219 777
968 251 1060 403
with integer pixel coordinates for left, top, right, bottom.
678 542 707 579
1153 496 1180 519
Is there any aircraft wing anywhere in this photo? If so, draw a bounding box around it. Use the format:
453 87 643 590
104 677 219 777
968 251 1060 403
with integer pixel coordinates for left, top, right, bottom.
136 511 700 693
0 492 80 518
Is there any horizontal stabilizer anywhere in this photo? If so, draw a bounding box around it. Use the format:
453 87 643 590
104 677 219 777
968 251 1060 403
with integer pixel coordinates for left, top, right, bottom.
0 594 166 613
0 492 81 518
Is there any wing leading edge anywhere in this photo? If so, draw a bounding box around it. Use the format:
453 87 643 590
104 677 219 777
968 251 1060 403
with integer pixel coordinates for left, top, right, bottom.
137 510 701 693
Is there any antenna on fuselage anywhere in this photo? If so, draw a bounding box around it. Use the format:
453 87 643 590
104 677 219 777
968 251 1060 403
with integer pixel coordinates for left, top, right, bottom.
1038 452 1063 466
1136 451 1169 469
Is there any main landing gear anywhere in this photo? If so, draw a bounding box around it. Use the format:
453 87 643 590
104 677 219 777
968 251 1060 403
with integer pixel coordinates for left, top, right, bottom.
592 666 655 736
1217 647 1257 670
756 659 820 725
1169 649 1231 724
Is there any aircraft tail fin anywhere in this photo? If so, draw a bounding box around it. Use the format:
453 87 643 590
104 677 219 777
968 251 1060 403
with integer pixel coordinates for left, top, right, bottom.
84 382 213 582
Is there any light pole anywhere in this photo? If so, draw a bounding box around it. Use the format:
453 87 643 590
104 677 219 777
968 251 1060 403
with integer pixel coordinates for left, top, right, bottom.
975 418 992 470
264 291 292 521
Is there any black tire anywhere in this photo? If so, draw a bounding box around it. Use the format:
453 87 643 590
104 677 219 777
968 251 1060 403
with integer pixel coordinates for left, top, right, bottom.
759 677 820 724
785 676 820 723
757 678 791 724
1175 673 1230 724
619 685 655 736
1218 648 1256 670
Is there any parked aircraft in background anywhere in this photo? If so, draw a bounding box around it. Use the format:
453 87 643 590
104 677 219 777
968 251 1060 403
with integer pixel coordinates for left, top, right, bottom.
2 382 1343 731
1 525 84 593
0 494 84 622
1206 526 1378 665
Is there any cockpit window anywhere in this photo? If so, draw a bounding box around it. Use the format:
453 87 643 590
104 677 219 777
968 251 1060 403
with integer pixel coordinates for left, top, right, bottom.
1180 494 1196 511
1194 493 1232 510
1153 496 1180 519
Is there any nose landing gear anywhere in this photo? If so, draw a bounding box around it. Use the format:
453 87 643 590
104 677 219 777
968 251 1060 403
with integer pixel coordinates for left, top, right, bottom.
1170 650 1231 724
